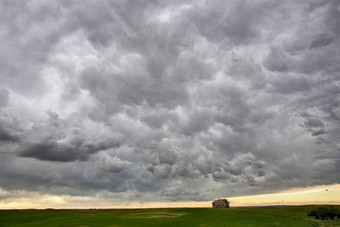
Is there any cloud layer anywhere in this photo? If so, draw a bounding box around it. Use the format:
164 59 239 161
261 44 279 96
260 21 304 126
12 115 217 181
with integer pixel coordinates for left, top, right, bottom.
0 0 339 203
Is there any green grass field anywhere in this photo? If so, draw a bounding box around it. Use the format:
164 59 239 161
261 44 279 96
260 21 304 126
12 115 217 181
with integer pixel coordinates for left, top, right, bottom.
1 205 339 226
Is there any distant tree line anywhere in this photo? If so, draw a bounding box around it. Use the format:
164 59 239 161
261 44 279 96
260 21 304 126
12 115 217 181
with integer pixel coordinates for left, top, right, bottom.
307 206 340 220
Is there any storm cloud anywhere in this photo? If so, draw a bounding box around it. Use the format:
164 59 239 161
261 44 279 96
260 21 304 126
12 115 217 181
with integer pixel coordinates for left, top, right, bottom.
0 0 339 204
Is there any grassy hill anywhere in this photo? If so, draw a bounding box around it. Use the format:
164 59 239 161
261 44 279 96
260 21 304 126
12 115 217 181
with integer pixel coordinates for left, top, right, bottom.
0 205 339 226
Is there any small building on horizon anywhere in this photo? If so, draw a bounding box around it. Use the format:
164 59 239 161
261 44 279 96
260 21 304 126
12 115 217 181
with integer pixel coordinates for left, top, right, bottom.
212 199 230 208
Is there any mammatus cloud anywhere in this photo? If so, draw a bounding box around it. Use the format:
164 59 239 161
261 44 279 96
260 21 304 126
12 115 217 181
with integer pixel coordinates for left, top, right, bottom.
0 0 339 204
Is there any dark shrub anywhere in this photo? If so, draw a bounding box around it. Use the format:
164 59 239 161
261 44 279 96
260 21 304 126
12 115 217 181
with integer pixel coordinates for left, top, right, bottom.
327 205 339 220
316 207 328 219
312 206 340 220
328 213 335 220
307 210 316 216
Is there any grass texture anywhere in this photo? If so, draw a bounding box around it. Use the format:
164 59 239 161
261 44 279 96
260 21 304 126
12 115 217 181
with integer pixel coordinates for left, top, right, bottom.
1 205 339 226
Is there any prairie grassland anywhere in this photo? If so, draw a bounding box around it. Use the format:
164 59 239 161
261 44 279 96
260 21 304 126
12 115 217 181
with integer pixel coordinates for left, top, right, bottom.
0 205 339 226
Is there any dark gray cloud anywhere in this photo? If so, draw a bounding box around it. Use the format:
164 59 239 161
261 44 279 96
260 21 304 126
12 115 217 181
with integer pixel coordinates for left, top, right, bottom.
0 0 339 203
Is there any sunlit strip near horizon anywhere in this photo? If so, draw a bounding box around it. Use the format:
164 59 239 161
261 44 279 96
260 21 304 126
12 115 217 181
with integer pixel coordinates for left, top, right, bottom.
0 184 339 209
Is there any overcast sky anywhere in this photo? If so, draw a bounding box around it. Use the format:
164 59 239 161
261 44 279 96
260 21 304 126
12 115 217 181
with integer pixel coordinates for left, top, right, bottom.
0 0 339 206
